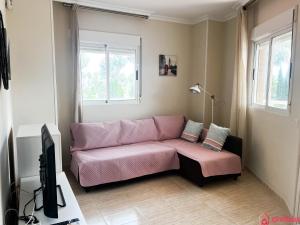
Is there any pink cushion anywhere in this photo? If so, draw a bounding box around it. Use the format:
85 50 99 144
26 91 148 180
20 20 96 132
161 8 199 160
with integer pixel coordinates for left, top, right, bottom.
70 141 179 187
70 121 122 152
120 119 159 145
153 115 185 140
162 139 241 177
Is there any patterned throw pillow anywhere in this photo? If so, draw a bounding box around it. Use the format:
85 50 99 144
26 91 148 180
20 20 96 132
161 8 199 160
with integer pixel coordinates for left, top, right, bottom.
203 123 230 151
181 120 203 143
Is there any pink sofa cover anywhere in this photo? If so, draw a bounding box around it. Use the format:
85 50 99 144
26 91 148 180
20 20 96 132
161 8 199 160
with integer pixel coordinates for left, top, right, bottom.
70 116 241 187
120 119 158 145
162 139 241 177
70 141 179 187
70 121 122 152
70 118 160 152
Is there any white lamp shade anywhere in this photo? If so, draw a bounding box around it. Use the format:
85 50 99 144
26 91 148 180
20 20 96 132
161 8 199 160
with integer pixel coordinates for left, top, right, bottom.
189 84 201 94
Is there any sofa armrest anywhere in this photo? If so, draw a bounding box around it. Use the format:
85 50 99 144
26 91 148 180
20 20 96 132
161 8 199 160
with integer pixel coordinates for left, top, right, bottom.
223 135 242 158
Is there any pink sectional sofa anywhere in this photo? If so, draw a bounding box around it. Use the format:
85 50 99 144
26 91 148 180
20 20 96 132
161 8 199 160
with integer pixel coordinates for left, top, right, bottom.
70 115 242 189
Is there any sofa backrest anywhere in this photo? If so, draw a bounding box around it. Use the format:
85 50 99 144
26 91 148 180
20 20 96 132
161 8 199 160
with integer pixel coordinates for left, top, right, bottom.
70 115 186 151
120 119 159 145
70 121 122 152
153 115 186 141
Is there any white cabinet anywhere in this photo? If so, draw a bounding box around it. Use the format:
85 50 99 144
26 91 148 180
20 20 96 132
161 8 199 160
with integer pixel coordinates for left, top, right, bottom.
16 123 62 178
18 172 87 225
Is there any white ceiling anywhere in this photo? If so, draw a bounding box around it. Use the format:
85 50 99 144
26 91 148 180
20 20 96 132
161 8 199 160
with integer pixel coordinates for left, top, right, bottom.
59 0 250 24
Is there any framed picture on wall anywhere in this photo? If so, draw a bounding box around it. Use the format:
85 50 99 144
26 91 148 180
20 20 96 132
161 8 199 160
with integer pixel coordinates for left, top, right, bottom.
159 54 177 76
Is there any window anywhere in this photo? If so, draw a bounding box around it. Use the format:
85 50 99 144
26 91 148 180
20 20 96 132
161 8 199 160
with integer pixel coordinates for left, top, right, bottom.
79 30 141 104
253 30 293 111
251 8 296 112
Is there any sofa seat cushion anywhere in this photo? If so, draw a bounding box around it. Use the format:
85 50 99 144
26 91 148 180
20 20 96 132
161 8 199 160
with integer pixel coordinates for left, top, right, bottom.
161 139 241 177
71 141 179 187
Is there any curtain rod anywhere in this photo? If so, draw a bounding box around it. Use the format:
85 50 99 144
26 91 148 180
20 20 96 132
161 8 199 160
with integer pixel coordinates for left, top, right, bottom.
63 3 149 19
243 0 257 10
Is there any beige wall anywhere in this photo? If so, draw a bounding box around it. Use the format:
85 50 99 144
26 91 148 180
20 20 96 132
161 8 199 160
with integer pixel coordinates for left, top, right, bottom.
78 9 192 122
246 0 300 214
0 0 13 223
188 19 237 128
53 3 237 166
222 18 237 127
205 20 225 126
53 3 74 167
7 0 57 132
53 3 193 166
188 21 207 122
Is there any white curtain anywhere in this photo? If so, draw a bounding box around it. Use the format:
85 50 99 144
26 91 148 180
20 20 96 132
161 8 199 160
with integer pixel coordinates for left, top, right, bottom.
71 5 82 123
230 9 248 162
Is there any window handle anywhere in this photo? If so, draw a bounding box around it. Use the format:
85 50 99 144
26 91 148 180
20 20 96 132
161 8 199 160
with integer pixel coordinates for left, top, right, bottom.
136 70 138 80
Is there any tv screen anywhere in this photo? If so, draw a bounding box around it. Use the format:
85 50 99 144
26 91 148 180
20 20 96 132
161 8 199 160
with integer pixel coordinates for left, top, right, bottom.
39 124 58 218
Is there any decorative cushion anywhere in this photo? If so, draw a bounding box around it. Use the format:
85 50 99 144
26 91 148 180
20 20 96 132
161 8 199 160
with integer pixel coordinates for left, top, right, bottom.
153 115 186 140
181 120 203 143
203 123 230 151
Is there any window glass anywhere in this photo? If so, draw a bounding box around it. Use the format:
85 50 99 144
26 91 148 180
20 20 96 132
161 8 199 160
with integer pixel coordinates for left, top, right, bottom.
80 50 107 101
252 29 293 111
268 31 292 109
254 41 270 105
109 50 136 100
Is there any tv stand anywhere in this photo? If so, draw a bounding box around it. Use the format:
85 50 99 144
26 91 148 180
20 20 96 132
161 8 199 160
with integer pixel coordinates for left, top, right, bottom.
18 172 86 225
33 185 66 211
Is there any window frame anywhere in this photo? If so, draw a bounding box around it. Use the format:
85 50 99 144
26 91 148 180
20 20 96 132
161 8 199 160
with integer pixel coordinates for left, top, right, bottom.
80 42 141 106
252 26 295 115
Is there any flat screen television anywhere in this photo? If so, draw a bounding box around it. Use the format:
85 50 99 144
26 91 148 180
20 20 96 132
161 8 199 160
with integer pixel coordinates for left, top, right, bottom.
34 124 65 218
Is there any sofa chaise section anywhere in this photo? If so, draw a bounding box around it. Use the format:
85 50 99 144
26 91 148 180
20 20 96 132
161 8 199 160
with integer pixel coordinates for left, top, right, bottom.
162 135 242 186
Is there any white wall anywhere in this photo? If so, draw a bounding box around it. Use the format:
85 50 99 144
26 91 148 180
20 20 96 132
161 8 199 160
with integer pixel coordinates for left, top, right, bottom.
7 0 57 132
246 0 300 214
0 0 13 223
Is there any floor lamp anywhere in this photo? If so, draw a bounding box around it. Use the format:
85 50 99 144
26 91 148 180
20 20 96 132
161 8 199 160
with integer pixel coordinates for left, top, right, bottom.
189 83 215 123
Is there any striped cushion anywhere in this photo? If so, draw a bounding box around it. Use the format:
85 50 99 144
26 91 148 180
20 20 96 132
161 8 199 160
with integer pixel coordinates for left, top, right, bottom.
181 120 203 143
203 123 230 151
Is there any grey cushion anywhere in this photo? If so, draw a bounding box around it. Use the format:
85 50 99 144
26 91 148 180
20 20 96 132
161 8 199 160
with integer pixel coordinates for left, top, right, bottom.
181 120 203 143
203 123 230 151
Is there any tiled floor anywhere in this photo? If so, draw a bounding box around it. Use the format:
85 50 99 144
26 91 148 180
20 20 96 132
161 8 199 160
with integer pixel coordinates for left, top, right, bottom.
66 170 290 225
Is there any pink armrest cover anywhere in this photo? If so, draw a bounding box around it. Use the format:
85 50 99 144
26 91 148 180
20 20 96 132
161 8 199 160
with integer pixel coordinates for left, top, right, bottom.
153 115 185 140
